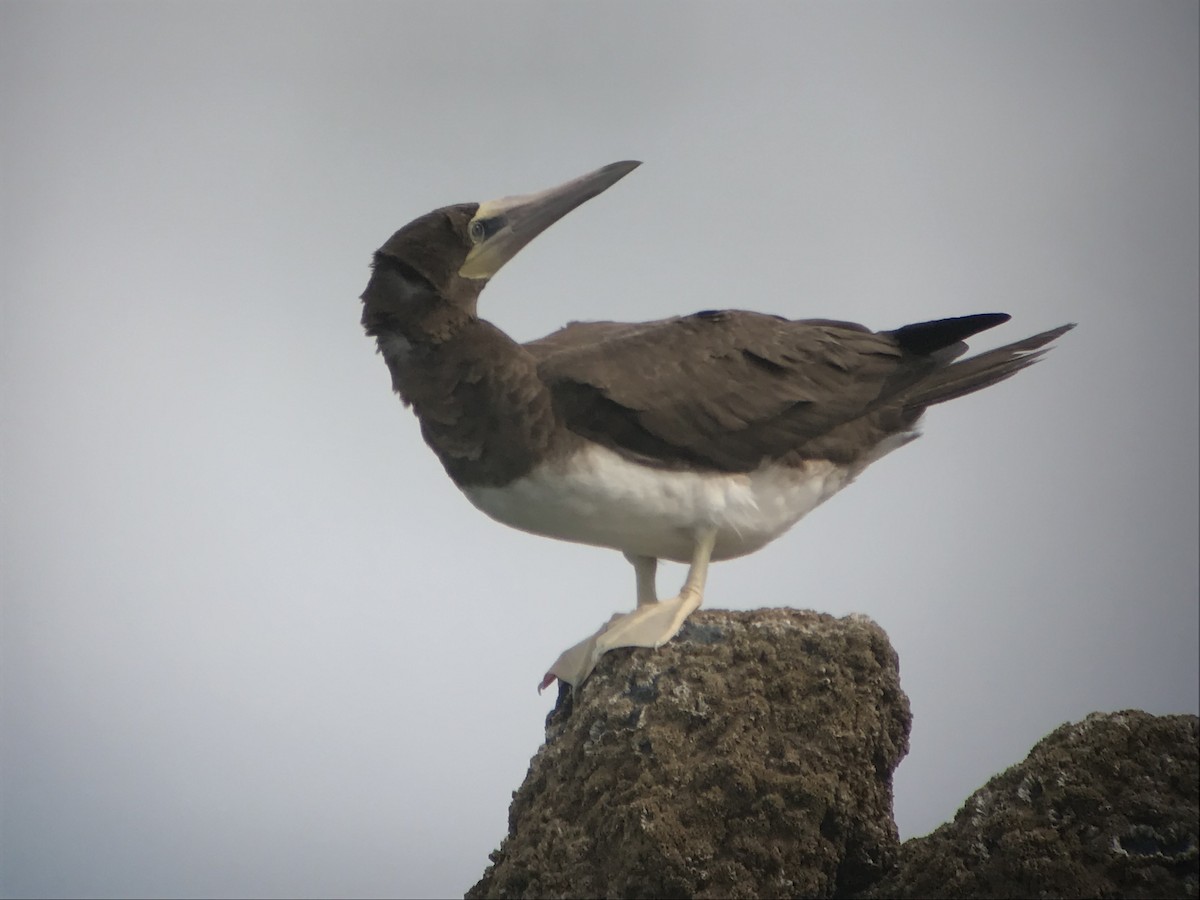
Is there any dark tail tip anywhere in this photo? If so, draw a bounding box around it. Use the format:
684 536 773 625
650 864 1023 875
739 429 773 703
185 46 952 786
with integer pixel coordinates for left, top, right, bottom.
889 313 1011 356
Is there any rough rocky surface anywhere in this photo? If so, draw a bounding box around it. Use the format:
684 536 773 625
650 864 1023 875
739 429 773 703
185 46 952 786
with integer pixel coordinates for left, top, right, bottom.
467 609 912 900
468 612 1199 900
865 710 1200 900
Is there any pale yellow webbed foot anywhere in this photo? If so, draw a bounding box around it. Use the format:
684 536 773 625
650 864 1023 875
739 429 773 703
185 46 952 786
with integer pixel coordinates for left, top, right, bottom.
539 591 702 690
539 529 717 692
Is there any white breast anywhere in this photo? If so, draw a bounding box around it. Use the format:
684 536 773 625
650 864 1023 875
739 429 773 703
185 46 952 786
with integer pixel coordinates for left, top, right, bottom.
460 442 856 563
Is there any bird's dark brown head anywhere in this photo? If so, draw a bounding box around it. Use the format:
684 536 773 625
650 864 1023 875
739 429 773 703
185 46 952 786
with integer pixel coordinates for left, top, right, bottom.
360 161 641 344
360 203 484 342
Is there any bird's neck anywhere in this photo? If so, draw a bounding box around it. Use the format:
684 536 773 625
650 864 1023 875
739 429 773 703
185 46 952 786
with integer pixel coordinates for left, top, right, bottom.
376 319 564 488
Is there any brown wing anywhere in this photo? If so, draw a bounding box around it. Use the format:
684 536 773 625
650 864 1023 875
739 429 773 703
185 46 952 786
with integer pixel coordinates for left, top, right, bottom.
527 310 931 472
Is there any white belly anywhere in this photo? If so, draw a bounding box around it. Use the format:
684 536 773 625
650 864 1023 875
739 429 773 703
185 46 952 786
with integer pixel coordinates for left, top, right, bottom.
460 442 854 563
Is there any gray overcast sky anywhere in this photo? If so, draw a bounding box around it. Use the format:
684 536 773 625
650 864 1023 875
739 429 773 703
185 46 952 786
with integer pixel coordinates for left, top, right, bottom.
2 2 1196 898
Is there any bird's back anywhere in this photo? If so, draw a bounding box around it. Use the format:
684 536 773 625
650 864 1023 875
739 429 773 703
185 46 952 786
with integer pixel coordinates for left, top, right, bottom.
525 311 1069 475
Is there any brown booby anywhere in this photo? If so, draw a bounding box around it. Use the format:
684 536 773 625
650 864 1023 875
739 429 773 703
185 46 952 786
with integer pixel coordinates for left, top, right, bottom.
359 161 1073 692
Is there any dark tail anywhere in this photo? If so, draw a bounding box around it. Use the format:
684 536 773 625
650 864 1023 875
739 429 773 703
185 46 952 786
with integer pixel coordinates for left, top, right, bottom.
901 322 1075 409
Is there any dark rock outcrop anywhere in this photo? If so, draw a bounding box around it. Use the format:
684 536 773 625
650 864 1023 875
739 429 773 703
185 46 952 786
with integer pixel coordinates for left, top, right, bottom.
866 710 1200 900
468 609 912 899
468 611 1199 899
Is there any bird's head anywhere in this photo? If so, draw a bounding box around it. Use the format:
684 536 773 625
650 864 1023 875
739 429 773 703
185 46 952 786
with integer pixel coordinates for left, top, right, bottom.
361 161 640 342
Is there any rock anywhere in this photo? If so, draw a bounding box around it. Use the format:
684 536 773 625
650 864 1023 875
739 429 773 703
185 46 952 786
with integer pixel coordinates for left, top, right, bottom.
467 608 912 900
864 710 1200 899
468 611 1199 900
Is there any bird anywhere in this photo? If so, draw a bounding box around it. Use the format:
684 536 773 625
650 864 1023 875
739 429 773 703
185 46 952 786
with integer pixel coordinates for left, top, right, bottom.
359 160 1073 692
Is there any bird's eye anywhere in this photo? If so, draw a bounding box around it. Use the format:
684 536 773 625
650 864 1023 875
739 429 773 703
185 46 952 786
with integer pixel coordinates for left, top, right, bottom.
469 219 488 243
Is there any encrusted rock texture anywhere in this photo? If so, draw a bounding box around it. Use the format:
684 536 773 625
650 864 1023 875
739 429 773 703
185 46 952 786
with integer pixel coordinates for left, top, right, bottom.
864 710 1200 900
467 610 1199 900
467 608 912 900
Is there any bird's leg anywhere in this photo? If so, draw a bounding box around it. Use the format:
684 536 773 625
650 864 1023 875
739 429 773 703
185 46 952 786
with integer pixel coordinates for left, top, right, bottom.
624 552 659 607
540 529 718 692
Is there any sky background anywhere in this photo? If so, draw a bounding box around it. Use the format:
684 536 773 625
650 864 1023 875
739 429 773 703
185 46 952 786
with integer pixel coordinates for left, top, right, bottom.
2 2 1197 898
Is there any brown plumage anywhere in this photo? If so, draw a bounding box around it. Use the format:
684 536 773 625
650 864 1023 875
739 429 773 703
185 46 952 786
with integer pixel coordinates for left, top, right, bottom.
358 160 1074 690
530 311 1071 473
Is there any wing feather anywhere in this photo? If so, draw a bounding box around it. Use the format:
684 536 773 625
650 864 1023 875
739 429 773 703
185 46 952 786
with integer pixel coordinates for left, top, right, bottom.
524 310 1058 472
527 311 912 471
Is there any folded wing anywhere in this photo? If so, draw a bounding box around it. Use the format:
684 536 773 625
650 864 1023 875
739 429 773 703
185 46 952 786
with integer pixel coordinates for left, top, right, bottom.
527 311 1034 472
